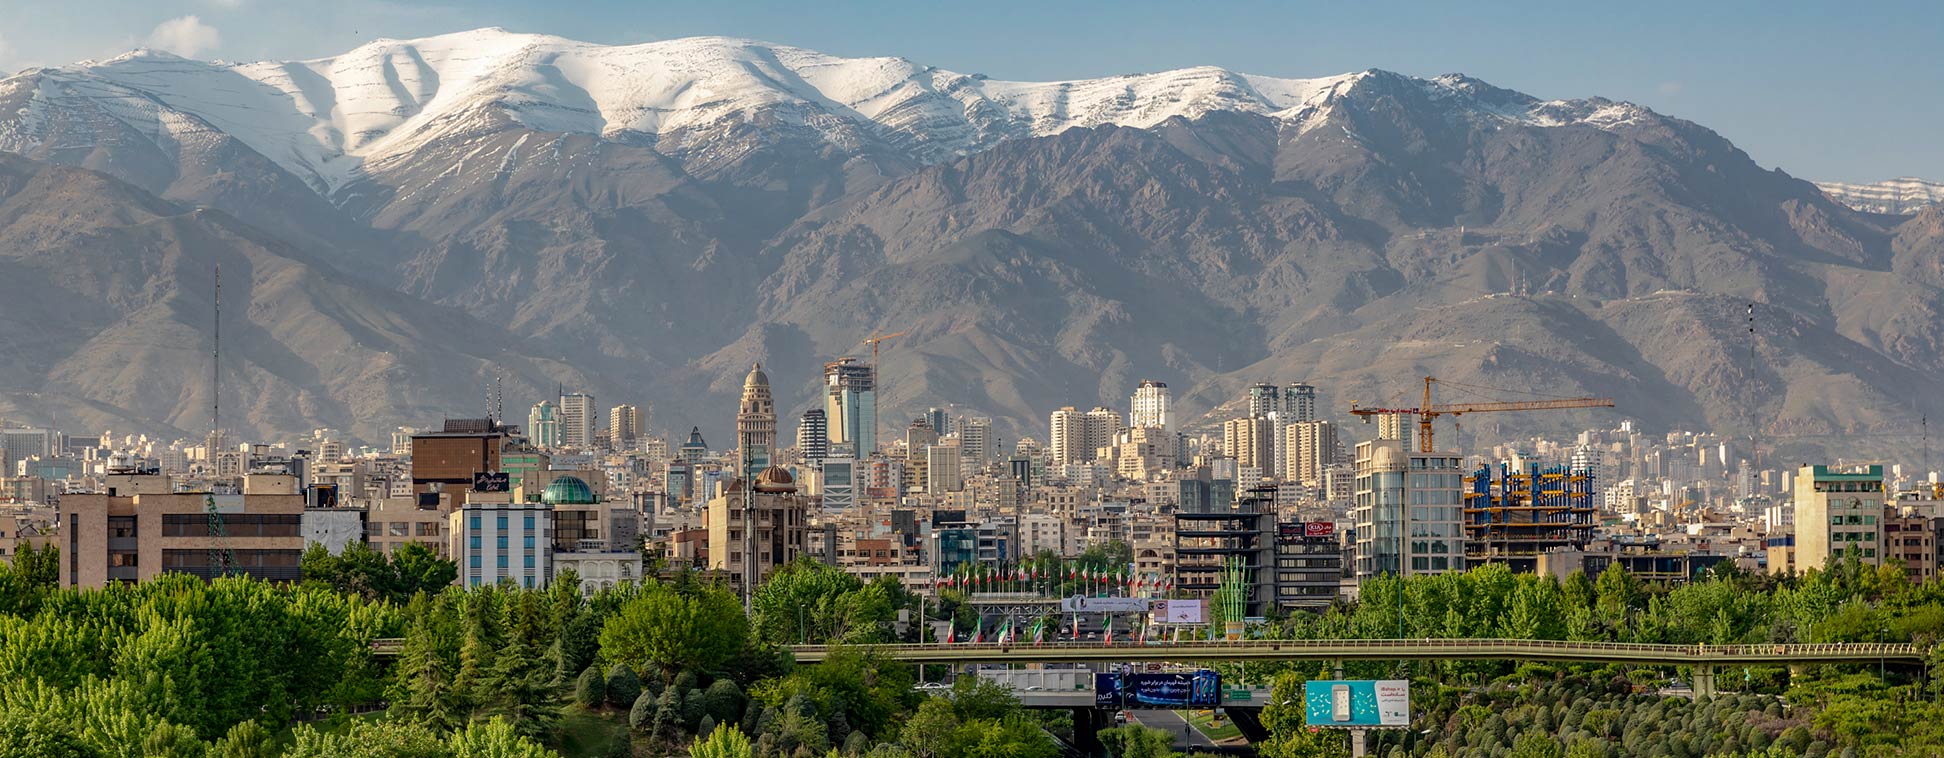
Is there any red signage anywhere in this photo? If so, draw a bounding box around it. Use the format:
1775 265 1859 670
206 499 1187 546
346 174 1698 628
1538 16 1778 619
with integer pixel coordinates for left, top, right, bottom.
1305 522 1335 538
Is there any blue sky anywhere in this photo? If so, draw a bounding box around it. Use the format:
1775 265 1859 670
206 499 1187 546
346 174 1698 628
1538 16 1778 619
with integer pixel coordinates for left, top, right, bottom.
0 0 1936 182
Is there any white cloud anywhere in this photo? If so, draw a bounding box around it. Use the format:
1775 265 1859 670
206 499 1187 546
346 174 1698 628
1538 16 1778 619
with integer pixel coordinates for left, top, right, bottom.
206 0 248 7
145 15 221 58
1657 81 1684 97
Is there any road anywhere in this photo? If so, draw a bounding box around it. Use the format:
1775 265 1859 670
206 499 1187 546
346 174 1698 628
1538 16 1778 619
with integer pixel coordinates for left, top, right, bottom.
1129 710 1216 749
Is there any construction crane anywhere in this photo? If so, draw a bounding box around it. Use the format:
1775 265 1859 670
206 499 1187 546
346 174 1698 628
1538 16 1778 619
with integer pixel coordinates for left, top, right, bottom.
1350 376 1615 453
860 330 909 454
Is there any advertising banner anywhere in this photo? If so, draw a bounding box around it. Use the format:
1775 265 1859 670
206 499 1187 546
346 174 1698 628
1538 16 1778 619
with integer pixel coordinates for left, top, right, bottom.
1149 599 1207 624
1095 671 1221 708
1303 680 1410 727
1060 596 1151 613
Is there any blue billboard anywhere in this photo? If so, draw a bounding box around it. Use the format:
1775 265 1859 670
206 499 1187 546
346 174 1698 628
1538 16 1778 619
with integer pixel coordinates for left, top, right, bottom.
1302 680 1410 727
1095 671 1221 708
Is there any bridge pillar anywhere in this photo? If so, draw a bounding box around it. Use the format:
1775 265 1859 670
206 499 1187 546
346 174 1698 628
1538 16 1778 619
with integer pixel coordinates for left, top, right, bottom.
1333 660 1345 680
1227 708 1270 744
1072 708 1102 757
1692 665 1717 698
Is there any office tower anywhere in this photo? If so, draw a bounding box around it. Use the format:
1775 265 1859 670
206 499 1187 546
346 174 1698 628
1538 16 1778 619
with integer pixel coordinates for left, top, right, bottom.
1222 416 1273 472
527 401 560 449
797 409 829 461
1283 383 1317 423
609 404 640 449
824 358 876 456
1463 461 1597 573
1172 483 1274 617
1791 464 1885 574
1049 406 1087 466
1129 380 1172 430
1247 383 1281 418
958 416 994 469
925 408 951 439
737 364 777 477
1352 439 1464 579
559 393 597 449
926 443 962 493
452 499 553 589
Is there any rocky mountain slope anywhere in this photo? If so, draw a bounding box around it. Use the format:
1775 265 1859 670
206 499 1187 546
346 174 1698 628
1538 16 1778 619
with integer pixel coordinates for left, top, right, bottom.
0 29 1937 455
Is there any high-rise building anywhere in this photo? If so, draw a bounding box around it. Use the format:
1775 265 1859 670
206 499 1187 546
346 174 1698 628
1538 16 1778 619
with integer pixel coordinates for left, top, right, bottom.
451 499 553 589
1352 438 1464 579
1376 412 1416 449
679 427 708 463
1283 420 1341 485
904 418 938 493
1283 383 1317 423
608 404 640 449
926 443 963 494
957 416 994 470
1247 384 1281 419
824 358 876 457
1049 407 1087 466
527 401 560 449
1129 380 1172 430
797 409 829 461
1223 416 1273 472
925 408 951 439
559 393 597 449
1792 464 1885 574
1084 407 1123 460
737 364 777 477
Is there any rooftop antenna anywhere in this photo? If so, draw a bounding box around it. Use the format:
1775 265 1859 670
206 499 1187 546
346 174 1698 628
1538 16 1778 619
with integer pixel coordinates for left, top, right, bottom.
494 374 503 426
212 265 220 444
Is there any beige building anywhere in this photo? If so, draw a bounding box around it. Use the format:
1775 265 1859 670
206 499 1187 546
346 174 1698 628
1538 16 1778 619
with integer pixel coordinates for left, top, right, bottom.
59 473 304 587
1791 464 1885 574
708 467 809 595
366 497 449 556
1223 416 1273 473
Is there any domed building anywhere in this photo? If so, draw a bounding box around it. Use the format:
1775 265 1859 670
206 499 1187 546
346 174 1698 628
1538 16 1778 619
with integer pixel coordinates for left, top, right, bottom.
540 475 597 505
710 453 807 595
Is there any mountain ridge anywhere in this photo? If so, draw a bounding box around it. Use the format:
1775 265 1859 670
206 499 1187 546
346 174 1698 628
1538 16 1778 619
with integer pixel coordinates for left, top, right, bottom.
0 29 1936 461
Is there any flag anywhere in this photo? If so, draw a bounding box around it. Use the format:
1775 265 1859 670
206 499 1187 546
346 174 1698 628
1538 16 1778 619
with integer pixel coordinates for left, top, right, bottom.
973 619 985 644
945 625 955 644
1137 618 1147 645
1033 618 1046 646
1104 616 1114 645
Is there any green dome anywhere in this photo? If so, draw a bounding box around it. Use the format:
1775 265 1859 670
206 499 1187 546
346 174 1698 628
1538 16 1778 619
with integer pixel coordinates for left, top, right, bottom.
541 475 596 505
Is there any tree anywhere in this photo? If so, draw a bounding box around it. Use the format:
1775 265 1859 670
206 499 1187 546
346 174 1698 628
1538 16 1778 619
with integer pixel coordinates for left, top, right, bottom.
447 717 555 758
630 691 658 732
576 666 607 709
391 543 460 602
601 582 750 674
704 680 748 725
752 559 899 646
900 698 958 758
608 664 643 709
1099 725 1178 758
9 543 57 588
210 720 274 758
692 725 756 758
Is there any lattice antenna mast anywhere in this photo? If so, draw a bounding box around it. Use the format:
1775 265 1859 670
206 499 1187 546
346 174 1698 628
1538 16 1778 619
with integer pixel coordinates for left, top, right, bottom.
206 266 235 577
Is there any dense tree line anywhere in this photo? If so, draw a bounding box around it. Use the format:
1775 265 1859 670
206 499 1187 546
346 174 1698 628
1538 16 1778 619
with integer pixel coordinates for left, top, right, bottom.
1 542 1942 756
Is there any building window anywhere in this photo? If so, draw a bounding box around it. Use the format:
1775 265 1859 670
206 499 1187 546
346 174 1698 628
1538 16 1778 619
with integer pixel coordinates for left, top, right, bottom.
470 536 481 549
470 555 481 568
524 535 535 548
497 516 508 530
498 555 508 568
525 515 535 530
470 516 481 530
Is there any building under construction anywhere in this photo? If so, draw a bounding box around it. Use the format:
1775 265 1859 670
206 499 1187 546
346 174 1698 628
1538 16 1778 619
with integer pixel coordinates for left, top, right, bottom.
1463 462 1598 573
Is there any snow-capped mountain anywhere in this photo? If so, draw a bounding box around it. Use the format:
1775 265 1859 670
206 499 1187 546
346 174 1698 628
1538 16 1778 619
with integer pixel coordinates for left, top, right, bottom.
1816 177 1944 215
0 26 1937 460
0 28 1655 199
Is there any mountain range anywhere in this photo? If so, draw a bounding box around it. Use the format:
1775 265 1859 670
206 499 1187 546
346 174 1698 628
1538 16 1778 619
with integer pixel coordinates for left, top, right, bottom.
0 28 1939 459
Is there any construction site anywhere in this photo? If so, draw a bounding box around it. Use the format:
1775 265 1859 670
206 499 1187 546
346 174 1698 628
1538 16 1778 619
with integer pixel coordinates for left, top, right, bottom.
1462 462 1600 573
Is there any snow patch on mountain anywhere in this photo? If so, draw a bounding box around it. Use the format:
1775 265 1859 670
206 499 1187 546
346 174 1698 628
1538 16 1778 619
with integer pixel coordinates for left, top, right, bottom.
1816 177 1944 215
0 28 1674 197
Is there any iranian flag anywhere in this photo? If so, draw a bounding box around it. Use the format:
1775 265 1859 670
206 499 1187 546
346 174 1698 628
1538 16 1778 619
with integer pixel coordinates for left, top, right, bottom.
944 625 956 644
1103 616 1115 646
972 619 985 644
1032 618 1046 646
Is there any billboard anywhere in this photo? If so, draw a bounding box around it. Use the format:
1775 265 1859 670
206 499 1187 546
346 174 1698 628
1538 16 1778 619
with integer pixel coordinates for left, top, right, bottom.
472 472 510 493
1061 596 1151 613
1150 599 1206 624
1303 680 1410 727
1095 670 1221 708
1279 521 1337 543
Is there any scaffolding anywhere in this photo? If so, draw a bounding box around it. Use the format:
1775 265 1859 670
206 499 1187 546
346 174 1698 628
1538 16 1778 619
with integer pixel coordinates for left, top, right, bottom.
1463 462 1597 572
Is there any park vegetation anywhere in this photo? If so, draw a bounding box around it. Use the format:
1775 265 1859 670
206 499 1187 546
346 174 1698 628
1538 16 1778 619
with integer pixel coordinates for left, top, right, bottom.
0 542 1935 756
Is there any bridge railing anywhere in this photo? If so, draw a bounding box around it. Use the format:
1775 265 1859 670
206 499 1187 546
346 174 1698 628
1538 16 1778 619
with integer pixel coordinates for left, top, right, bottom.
785 638 1924 661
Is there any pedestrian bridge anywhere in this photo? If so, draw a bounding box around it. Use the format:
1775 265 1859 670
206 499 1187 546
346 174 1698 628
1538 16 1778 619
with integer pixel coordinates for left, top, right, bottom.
788 638 1924 667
